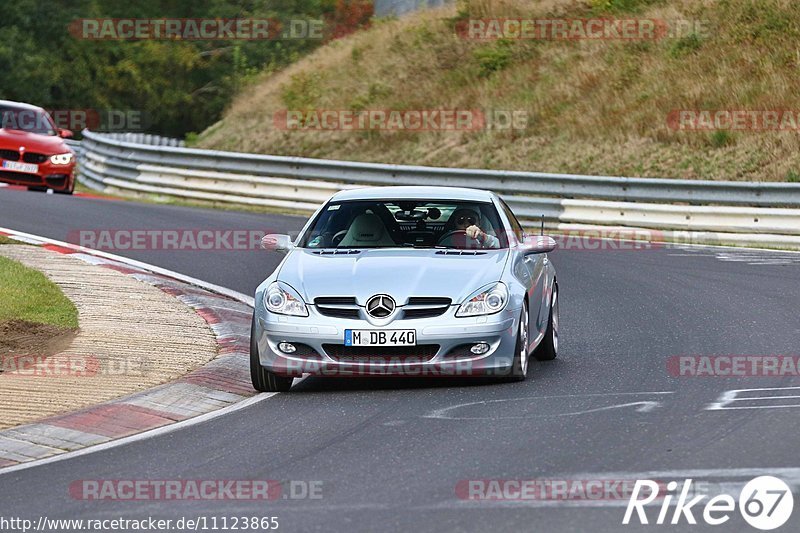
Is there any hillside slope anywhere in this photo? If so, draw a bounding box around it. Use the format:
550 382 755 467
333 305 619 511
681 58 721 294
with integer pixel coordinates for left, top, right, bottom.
197 0 800 182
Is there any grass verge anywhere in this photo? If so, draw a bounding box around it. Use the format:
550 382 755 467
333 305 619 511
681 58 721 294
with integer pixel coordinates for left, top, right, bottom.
0 255 78 329
197 0 800 182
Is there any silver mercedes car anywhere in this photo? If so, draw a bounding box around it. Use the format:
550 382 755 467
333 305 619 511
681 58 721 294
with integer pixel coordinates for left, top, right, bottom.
251 186 559 391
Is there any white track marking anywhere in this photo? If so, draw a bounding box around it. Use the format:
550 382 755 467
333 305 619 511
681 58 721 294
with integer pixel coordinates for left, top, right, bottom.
0 226 302 475
424 392 674 420
707 386 800 411
668 242 800 266
0 226 255 306
0 393 274 476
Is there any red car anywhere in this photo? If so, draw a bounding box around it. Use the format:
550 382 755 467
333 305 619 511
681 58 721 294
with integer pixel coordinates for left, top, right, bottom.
0 100 76 194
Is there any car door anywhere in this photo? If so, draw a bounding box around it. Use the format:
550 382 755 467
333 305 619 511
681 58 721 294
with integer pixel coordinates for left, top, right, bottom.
498 199 549 339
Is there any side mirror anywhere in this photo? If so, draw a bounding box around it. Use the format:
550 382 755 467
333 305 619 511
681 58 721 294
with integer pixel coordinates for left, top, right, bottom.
520 235 557 254
58 128 74 139
261 234 294 254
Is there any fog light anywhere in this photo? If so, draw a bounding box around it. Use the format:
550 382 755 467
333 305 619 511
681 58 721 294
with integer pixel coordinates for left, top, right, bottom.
278 342 296 354
470 342 490 355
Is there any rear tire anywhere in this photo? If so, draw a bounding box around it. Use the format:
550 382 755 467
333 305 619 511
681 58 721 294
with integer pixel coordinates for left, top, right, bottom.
507 303 530 381
534 285 559 361
250 315 293 392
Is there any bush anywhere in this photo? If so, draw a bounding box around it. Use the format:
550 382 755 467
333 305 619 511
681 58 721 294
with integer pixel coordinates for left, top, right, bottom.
473 40 514 77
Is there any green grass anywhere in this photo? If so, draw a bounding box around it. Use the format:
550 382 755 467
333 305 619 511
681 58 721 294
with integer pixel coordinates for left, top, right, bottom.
195 0 800 183
0 236 25 245
0 256 78 328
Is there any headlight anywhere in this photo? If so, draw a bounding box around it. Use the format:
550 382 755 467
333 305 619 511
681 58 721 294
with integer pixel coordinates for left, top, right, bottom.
50 153 73 165
264 282 308 317
456 282 509 317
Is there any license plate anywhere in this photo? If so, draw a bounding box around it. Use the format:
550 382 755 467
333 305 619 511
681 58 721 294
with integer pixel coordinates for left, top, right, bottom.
345 329 416 346
2 160 38 173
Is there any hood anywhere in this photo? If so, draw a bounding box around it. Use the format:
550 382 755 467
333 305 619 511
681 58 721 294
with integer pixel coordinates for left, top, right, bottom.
0 129 71 155
279 248 509 305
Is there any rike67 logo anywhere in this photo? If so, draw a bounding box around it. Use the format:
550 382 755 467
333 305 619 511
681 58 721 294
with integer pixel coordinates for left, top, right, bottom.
623 477 794 530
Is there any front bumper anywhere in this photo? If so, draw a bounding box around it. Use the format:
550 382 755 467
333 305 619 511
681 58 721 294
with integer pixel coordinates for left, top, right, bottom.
0 161 75 191
254 304 521 377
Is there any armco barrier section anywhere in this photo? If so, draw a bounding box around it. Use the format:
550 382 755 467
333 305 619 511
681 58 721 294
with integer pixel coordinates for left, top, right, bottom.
74 130 800 244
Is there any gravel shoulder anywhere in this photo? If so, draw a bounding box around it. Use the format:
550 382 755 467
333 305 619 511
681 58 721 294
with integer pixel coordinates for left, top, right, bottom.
0 245 217 430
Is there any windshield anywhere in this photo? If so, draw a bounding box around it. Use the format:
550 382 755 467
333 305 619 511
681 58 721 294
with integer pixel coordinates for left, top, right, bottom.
0 106 57 135
300 199 508 249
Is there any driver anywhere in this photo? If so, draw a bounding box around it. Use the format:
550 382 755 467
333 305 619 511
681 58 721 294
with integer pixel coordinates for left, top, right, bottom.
448 207 499 248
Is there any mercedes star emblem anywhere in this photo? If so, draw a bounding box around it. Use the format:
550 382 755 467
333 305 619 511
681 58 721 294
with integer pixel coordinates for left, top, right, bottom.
366 294 395 318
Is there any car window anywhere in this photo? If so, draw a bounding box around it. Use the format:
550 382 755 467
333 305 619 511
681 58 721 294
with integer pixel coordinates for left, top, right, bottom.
0 106 57 136
301 199 508 249
499 199 525 243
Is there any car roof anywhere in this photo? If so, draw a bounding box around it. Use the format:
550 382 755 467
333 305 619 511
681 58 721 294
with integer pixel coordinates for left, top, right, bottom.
330 186 496 203
0 99 44 112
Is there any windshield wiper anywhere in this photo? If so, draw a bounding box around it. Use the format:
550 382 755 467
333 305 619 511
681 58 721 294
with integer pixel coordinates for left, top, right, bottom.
397 244 454 249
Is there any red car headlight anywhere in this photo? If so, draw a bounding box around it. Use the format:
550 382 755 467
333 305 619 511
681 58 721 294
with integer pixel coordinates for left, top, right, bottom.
49 153 74 165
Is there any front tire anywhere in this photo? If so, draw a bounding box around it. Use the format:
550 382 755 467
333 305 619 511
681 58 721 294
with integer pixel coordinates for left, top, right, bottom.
508 303 530 381
534 285 559 361
250 315 293 392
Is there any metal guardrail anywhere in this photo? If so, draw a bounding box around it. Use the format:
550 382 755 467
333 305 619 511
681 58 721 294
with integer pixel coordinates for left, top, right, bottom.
64 138 83 157
97 132 186 147
78 130 800 208
74 130 800 245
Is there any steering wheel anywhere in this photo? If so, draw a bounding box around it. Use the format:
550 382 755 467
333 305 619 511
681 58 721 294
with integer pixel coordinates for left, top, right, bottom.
331 230 348 247
437 229 473 247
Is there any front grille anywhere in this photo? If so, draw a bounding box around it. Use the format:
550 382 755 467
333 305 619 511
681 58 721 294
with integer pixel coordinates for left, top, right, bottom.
407 297 451 306
315 297 357 305
22 152 47 164
323 344 439 362
0 150 19 161
403 308 449 319
318 308 360 319
315 297 360 319
0 171 42 184
45 175 68 188
402 297 452 319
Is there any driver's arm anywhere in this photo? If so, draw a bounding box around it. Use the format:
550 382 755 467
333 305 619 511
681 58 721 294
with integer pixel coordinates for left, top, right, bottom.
465 225 499 248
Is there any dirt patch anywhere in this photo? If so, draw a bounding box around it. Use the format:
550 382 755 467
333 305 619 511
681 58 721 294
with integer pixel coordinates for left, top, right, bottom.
0 320 77 372
0 245 217 429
